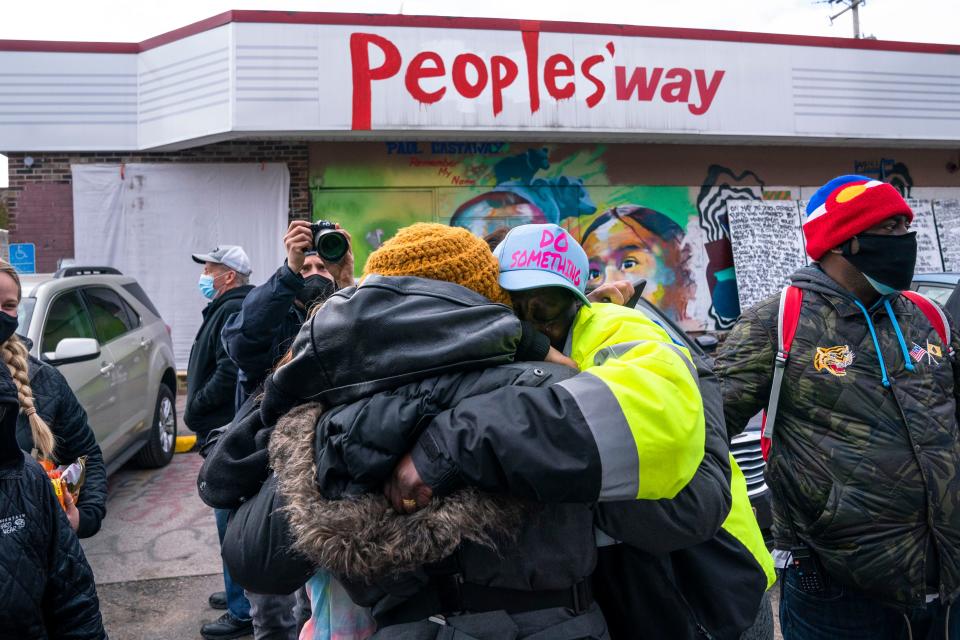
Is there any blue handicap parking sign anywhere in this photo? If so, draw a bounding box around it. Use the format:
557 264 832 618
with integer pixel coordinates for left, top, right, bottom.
9 243 36 274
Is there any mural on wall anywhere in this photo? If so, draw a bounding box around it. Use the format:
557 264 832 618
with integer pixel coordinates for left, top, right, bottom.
854 158 915 197
310 142 760 331
581 205 695 326
695 166 765 329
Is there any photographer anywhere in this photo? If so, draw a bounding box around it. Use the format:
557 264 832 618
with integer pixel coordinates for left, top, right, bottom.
222 219 355 405
201 220 353 640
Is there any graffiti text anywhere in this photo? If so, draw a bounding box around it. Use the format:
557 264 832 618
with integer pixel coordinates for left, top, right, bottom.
510 249 582 286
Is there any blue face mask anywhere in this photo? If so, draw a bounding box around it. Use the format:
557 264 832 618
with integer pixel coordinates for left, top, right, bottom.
864 274 900 297
198 274 217 300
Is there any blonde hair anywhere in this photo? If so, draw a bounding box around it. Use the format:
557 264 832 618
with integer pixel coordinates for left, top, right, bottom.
0 261 55 459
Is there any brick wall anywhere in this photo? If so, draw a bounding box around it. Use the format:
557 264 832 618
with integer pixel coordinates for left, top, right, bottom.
0 140 310 272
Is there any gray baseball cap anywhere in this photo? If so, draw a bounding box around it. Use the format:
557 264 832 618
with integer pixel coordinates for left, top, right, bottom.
191 245 252 276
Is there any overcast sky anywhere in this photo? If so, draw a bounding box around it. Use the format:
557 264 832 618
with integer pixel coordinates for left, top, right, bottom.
0 0 956 44
0 1 955 188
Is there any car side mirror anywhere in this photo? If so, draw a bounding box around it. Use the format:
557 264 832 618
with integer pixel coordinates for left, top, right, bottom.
694 334 719 353
43 338 100 366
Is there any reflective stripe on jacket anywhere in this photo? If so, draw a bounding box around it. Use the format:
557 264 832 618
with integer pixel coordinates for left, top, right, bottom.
414 303 711 506
578 304 774 587
564 302 706 500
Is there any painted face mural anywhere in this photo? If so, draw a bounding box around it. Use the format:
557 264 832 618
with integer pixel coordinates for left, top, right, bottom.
582 206 694 324
450 190 549 237
696 165 765 329
309 142 762 331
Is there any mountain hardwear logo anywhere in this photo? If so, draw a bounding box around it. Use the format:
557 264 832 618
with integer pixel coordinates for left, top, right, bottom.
0 513 25 535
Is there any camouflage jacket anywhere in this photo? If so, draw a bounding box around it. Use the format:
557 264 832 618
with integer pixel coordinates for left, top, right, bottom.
715 266 960 609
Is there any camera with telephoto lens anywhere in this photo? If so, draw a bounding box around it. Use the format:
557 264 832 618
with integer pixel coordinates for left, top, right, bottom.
311 220 349 262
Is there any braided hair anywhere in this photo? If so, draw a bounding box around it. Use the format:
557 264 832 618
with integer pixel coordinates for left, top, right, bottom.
0 261 56 459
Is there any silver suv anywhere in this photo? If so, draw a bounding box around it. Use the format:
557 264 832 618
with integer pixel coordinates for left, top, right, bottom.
17 267 178 473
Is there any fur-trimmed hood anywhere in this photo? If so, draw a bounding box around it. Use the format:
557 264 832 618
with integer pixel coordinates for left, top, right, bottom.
269 402 526 581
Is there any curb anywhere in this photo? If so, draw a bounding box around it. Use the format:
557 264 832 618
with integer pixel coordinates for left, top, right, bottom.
175 434 197 454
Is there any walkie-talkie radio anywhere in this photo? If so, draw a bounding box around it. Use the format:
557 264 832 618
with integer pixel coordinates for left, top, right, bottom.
790 546 825 593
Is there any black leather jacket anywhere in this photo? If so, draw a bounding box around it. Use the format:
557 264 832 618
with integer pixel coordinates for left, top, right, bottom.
215 276 604 636
264 275 541 413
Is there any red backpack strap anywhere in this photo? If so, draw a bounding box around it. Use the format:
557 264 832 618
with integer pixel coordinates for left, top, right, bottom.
761 286 804 459
778 285 805 356
901 290 954 358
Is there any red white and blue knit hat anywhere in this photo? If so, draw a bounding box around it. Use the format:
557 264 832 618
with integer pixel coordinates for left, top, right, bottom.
803 175 913 261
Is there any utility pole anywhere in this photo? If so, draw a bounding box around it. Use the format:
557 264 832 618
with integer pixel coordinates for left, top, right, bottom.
851 0 861 39
825 0 865 39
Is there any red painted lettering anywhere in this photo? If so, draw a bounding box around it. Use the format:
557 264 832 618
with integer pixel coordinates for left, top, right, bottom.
405 51 446 104
615 66 663 101
350 31 726 122
661 67 692 103
510 250 523 268
527 250 542 267
555 231 569 252
350 33 402 130
545 54 575 100
491 55 519 117
522 31 540 114
689 69 725 115
581 54 606 108
540 229 556 249
452 53 488 99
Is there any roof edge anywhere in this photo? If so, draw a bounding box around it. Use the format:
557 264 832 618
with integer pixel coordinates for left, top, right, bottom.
0 10 958 55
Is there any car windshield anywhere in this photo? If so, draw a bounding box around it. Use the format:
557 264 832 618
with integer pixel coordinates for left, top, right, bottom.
18 297 36 336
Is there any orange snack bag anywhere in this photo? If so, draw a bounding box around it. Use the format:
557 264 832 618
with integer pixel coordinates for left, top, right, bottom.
39 457 85 512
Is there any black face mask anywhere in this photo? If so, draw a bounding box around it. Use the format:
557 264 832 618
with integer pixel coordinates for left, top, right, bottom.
295 275 336 310
841 232 917 293
0 313 18 345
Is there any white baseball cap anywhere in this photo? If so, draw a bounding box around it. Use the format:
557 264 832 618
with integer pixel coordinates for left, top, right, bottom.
493 224 591 306
191 245 252 276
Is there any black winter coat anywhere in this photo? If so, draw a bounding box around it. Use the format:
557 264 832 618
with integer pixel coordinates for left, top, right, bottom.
185 285 253 437
221 265 307 406
717 266 960 608
227 364 602 626
15 355 107 539
0 365 105 639
202 277 606 638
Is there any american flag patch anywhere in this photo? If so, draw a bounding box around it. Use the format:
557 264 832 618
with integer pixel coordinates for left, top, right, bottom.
910 343 927 362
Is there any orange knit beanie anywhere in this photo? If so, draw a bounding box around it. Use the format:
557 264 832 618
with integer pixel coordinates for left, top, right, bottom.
363 223 510 305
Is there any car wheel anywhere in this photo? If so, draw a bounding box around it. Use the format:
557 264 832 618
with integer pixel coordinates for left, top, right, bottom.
133 384 177 469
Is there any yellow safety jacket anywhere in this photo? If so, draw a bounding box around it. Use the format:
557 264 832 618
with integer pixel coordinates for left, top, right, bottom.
570 303 774 590
414 301 773 633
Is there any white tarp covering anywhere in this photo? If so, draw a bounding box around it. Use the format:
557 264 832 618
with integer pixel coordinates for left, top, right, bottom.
72 163 288 369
